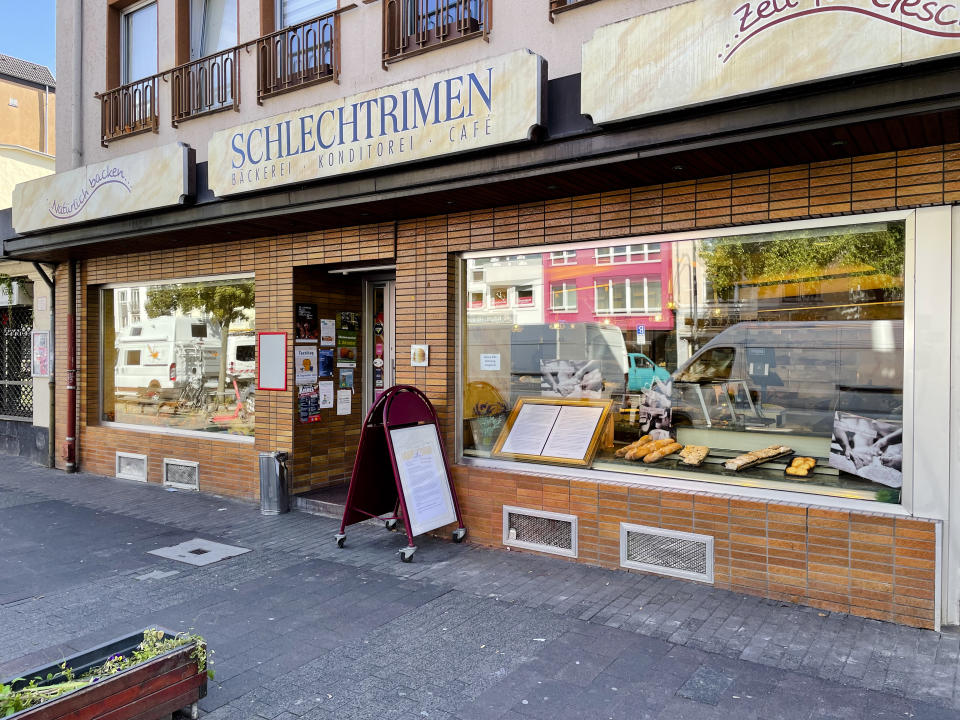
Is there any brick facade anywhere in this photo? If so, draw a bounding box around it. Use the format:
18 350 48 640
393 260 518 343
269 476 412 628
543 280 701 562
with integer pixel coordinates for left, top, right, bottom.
54 144 950 626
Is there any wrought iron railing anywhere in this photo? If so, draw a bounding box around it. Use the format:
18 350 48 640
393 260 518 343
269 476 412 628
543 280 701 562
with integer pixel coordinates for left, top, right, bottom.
548 0 606 20
97 75 160 146
257 10 338 103
171 47 239 126
383 0 489 65
0 305 33 420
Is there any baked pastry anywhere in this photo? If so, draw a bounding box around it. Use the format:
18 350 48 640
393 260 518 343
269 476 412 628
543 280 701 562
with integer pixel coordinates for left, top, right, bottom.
616 435 652 457
785 456 816 477
724 445 793 471
679 445 709 466
644 442 683 463
625 437 675 461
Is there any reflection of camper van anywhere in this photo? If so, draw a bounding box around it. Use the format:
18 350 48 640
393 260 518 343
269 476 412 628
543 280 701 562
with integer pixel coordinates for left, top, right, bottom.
670 320 904 432
468 322 629 403
227 332 256 380
114 317 221 396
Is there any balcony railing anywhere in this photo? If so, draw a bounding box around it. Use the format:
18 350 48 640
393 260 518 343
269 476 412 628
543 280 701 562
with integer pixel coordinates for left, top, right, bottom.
257 10 338 103
97 75 160 146
171 47 240 126
383 0 489 65
548 0 606 21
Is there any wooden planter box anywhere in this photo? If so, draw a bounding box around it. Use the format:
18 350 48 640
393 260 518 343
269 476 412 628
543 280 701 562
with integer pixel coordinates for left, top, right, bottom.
3 629 207 720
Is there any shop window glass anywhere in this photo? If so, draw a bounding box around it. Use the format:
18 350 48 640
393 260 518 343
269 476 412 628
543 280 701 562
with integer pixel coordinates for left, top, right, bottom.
462 222 906 503
101 277 255 437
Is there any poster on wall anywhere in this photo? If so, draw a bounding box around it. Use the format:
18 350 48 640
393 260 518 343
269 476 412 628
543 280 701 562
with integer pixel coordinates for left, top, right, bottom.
31 330 49 378
337 346 357 368
317 380 334 409
828 411 903 488
337 312 359 332
295 303 318 343
318 349 334 377
298 385 321 423
411 345 429 367
339 368 354 392
295 346 318 385
336 389 352 415
320 318 335 346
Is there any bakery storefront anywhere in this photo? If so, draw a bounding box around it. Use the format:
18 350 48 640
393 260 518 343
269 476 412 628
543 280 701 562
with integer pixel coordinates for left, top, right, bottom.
8 1 958 631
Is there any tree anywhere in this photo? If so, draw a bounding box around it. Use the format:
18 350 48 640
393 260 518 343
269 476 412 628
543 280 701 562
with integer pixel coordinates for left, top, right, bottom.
146 281 255 408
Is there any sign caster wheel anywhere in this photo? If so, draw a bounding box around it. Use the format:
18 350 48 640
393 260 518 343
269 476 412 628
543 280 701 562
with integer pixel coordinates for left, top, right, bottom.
385 519 398 531
335 534 346 548
399 546 416 563
452 527 467 543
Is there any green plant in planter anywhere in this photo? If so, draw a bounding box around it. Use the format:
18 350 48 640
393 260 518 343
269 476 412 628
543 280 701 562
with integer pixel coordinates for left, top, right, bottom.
0 629 212 716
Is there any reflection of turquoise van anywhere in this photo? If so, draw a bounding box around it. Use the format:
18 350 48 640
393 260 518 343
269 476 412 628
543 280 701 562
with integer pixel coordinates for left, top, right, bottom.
627 352 670 392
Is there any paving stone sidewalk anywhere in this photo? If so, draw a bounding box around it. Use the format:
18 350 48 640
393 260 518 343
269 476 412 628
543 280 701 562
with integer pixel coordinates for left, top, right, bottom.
1 457 959 719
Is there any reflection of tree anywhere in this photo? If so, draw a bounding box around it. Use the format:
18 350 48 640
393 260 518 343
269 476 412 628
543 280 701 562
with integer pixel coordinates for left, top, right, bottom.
146 282 255 407
699 223 905 308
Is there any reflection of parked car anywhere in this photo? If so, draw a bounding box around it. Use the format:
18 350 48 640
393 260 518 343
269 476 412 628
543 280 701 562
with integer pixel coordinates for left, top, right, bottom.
670 320 904 433
627 352 670 392
114 317 220 397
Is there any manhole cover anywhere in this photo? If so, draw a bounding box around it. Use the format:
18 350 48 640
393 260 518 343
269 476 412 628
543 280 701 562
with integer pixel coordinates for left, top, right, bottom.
148 538 250 566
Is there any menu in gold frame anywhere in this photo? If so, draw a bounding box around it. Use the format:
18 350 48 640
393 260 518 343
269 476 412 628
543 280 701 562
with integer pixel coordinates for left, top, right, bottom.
492 398 613 467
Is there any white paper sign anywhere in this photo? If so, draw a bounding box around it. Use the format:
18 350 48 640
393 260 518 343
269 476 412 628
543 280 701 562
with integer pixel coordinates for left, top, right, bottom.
479 353 501 371
541 406 605 460
390 423 458 536
317 380 334 408
295 346 318 385
500 403 561 456
320 318 335 346
336 389 352 415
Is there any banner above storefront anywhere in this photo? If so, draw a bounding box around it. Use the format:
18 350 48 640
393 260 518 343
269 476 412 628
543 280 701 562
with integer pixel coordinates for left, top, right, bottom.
12 143 193 234
582 1 960 124
207 50 545 197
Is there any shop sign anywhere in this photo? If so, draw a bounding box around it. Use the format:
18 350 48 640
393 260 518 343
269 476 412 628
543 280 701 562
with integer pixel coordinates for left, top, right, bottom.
207 50 545 197
12 143 192 234
582 1 960 124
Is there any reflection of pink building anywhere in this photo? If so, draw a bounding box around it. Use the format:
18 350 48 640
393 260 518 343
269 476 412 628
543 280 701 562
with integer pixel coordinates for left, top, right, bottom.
542 243 675 337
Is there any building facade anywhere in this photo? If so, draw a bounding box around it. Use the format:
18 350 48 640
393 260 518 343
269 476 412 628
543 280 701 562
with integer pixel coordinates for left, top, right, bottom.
6 0 960 629
0 54 55 464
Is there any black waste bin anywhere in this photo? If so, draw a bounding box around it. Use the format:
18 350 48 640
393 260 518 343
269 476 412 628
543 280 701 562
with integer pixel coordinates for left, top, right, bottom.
259 451 290 515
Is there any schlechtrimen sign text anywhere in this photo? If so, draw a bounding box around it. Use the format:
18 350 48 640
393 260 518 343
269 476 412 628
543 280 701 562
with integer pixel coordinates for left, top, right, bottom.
13 143 193 234
208 50 544 197
583 1 960 124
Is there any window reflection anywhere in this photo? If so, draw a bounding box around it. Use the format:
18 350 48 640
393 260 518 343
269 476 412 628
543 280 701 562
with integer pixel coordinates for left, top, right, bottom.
463 221 906 502
101 277 255 436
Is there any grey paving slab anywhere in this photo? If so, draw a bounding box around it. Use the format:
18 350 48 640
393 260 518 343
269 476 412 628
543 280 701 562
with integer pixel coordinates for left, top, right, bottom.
1 457 960 719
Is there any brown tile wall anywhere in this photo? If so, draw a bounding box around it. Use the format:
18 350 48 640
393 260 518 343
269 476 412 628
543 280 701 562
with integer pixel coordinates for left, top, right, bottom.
52 144 952 624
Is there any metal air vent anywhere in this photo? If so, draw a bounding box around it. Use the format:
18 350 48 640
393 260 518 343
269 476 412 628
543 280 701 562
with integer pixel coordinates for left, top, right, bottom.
503 506 577 558
620 523 714 583
116 452 147 482
163 458 199 491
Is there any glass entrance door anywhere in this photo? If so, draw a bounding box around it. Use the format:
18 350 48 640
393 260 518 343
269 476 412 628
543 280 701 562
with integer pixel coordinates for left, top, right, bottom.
363 276 395 409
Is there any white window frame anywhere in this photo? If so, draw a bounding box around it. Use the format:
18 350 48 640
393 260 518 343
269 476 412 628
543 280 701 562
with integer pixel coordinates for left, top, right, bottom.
594 277 661 315
550 250 577 266
595 243 661 265
550 281 577 312
120 0 158 85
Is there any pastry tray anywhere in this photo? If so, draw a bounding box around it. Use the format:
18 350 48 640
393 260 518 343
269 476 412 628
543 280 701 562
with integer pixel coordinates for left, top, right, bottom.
724 449 794 472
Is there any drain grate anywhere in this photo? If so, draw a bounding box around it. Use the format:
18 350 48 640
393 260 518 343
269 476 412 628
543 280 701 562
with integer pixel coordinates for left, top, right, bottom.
620 523 713 583
148 538 250 566
116 452 147 482
502 506 577 558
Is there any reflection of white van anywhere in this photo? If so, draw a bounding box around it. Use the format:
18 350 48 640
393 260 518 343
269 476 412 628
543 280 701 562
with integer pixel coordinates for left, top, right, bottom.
227 332 256 380
114 317 221 396
670 320 904 432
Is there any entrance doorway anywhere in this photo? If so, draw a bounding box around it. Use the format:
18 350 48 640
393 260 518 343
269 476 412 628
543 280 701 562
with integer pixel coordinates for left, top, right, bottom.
363 276 395 410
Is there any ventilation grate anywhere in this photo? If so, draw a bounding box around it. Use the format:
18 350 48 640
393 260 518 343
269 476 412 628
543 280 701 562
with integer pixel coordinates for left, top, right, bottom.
163 458 199 491
116 452 147 482
502 506 577 558
620 523 714 584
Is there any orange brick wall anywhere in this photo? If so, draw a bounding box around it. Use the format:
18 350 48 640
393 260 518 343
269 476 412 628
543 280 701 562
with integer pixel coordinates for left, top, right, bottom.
52 144 952 625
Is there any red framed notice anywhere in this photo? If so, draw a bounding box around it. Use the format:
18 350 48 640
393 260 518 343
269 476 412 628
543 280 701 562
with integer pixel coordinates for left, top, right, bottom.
256 331 288 391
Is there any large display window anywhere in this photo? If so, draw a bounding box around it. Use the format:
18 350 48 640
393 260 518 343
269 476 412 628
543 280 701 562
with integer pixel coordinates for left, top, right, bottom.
101 276 255 437
461 220 906 502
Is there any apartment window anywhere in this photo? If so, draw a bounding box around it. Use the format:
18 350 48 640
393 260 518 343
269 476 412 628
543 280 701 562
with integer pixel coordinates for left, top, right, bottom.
277 0 335 27
516 286 535 307
595 278 662 315
469 291 484 309
551 250 577 266
596 243 661 265
383 0 489 63
129 288 141 325
191 0 237 59
491 287 509 307
550 282 577 312
122 1 158 83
